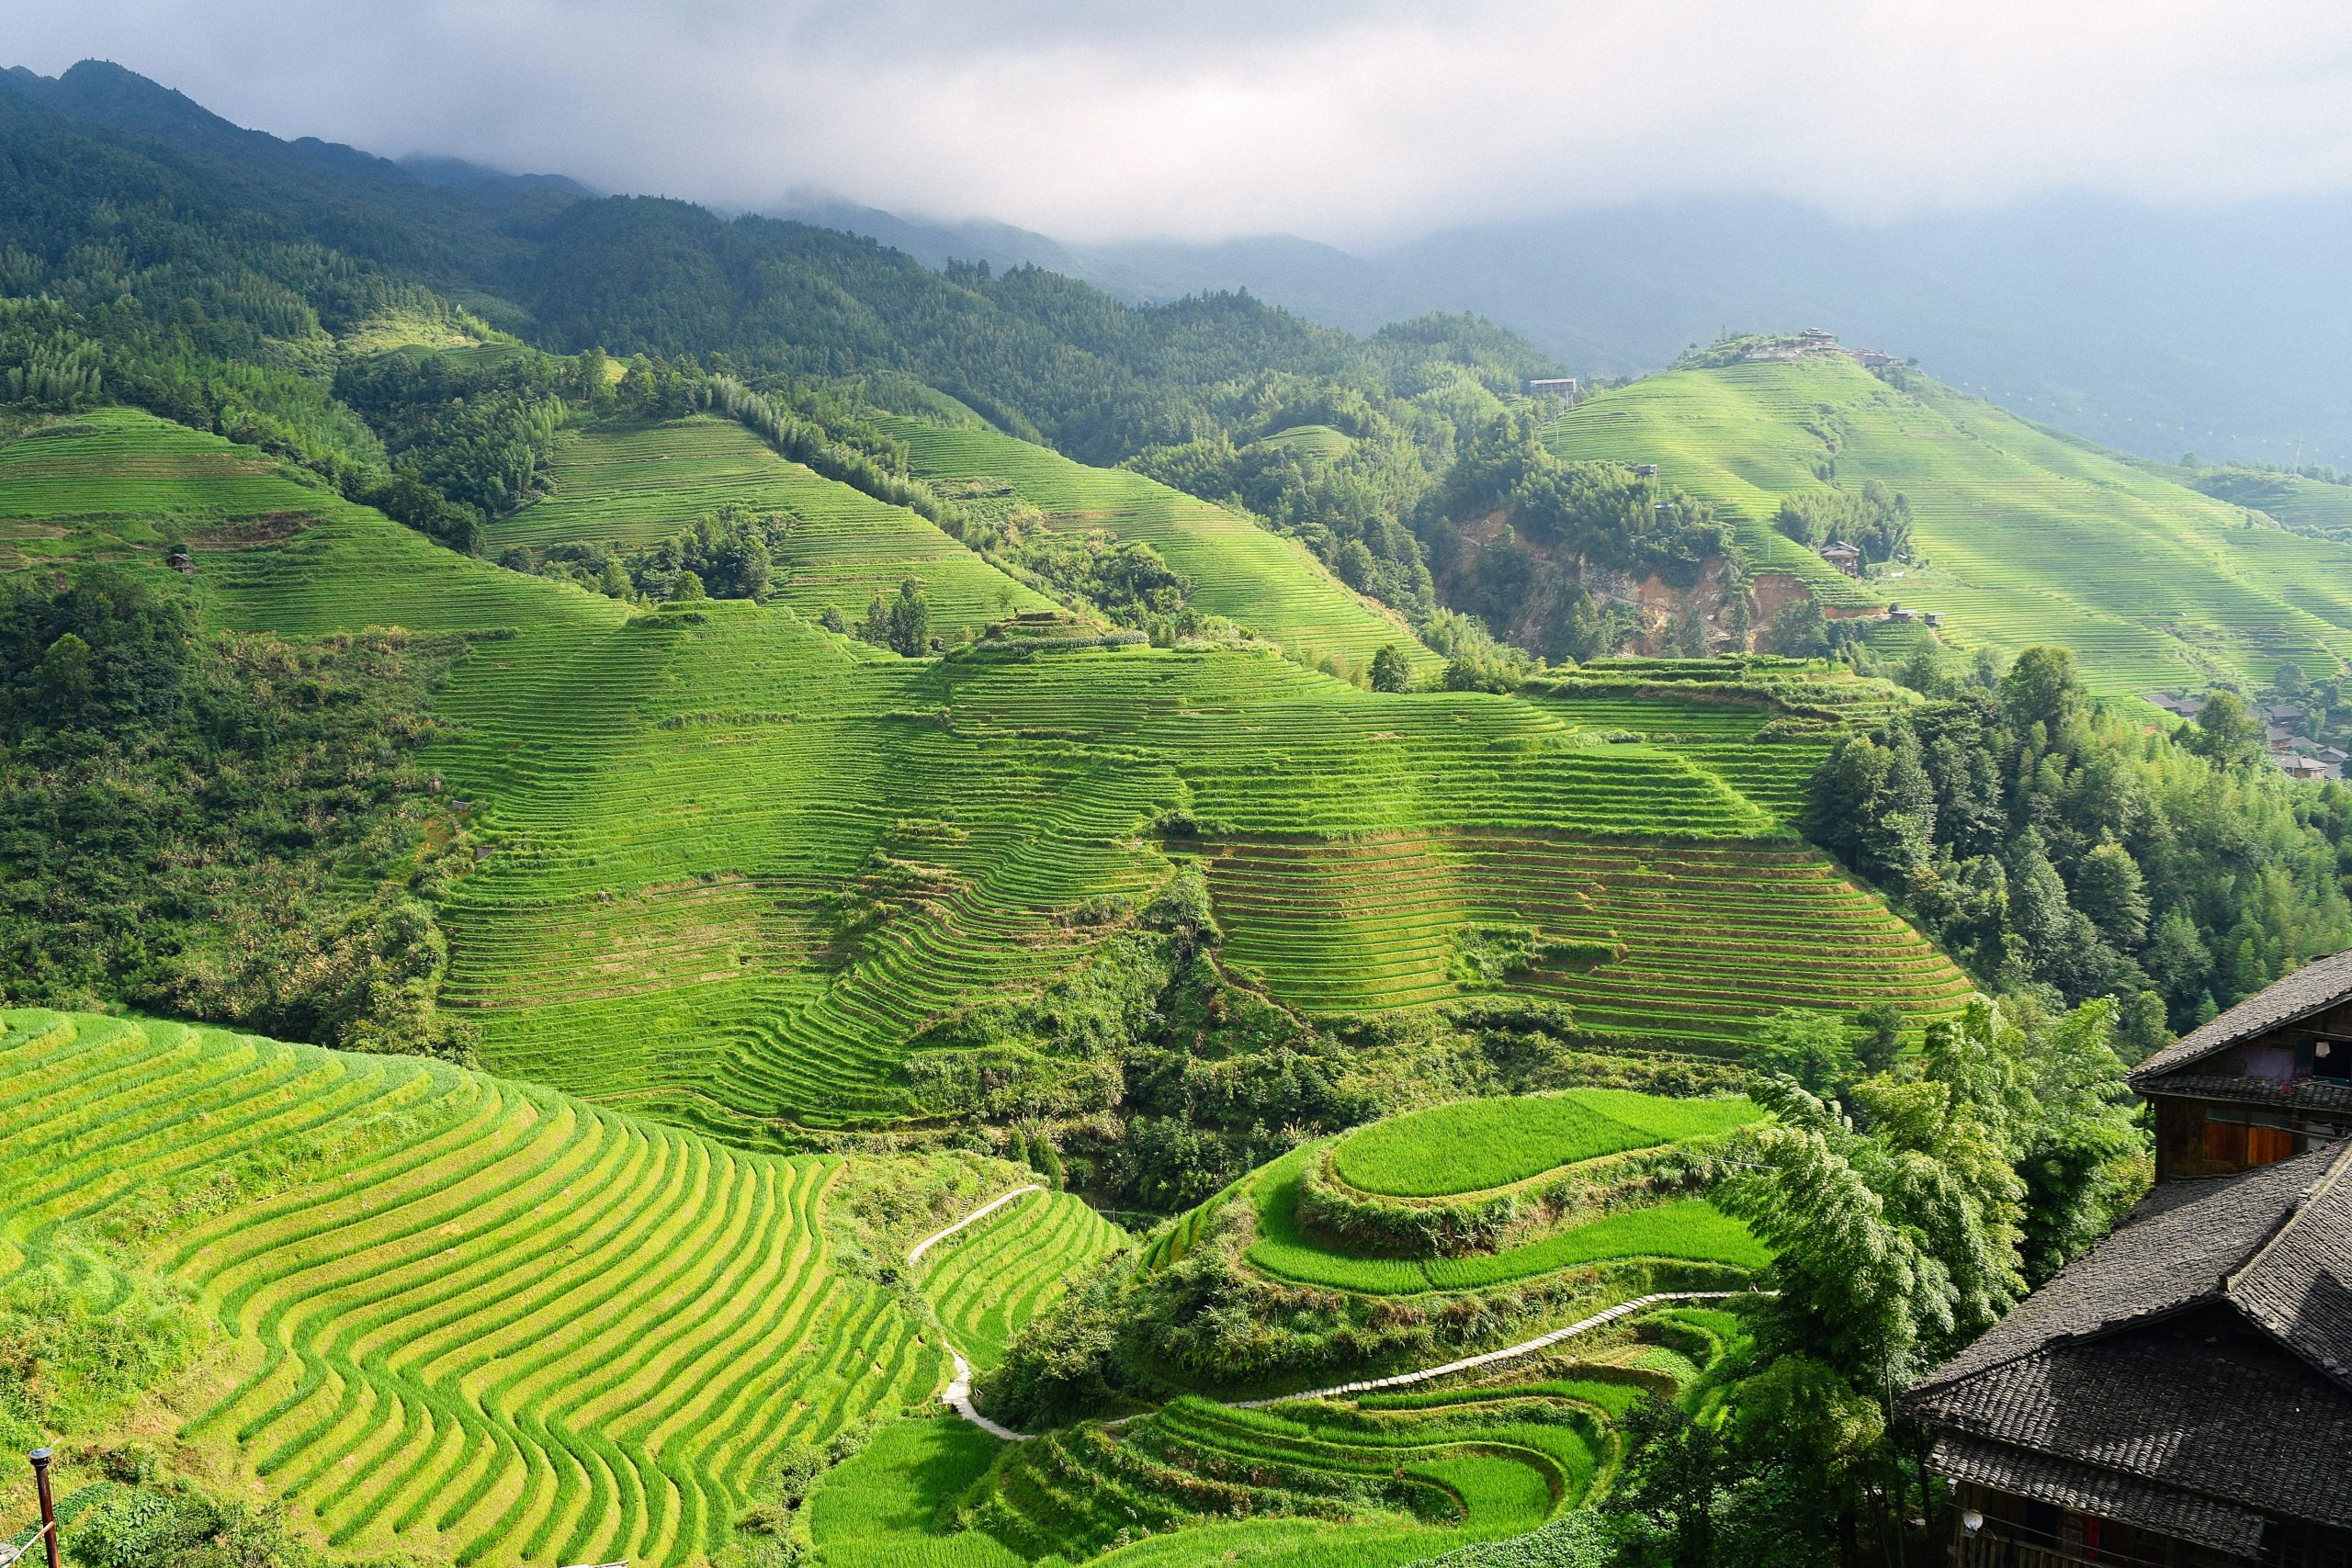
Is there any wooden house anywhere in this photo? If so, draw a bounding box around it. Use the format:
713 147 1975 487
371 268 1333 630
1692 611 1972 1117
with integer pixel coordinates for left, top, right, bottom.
1525 378 1580 399
2132 950 2352 1179
1820 540 1865 576
1905 1138 2352 1567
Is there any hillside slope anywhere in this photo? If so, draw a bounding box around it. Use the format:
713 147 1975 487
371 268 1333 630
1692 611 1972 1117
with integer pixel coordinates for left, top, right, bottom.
0 409 1969 1134
0 1008 940 1568
1544 356 2352 694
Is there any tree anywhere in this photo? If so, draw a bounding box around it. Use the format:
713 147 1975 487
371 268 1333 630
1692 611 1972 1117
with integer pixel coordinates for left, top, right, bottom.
1608 1395 1724 1568
1765 596 1830 659
2072 842 2150 946
886 579 932 657
858 591 890 646
1854 1004 1905 1077
1369 644 1412 694
2114 989 2171 1065
2188 690 2267 772
2143 907 2213 1011
2001 645 2086 743
669 570 707 602
1747 1009 1862 1100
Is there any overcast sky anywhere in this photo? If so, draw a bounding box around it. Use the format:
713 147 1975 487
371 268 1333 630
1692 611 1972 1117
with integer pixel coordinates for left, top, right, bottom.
10 0 2352 244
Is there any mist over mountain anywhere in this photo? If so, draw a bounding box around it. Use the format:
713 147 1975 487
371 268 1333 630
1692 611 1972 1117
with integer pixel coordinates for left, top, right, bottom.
769 192 2352 470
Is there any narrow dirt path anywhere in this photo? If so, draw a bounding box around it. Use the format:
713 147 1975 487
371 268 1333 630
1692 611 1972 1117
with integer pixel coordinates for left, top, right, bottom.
907 1183 1045 1442
1231 1289 1744 1406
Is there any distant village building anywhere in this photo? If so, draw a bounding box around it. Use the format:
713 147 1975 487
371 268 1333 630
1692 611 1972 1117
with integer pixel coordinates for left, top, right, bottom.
1819 540 1864 576
1905 955 2352 1567
1853 347 1904 367
1525 378 1580 399
2280 752 2339 783
1922 611 1943 628
1633 463 1660 479
167 548 194 576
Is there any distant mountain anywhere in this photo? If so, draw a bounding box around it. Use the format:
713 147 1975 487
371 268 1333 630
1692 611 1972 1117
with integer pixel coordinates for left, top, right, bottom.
398 154 596 198
771 194 2352 471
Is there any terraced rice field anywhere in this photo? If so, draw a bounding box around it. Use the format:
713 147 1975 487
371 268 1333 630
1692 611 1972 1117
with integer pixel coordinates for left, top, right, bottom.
487 417 1054 637
0 409 1964 1131
0 408 620 637
1251 423 1355 461
966 1395 1584 1565
808 1418 1025 1568
1537 383 1878 614
918 1189 1126 1371
1547 358 2352 695
882 415 1440 677
0 1010 941 1568
1331 1091 1760 1198
1246 1143 1768 1295
1525 691 1832 824
1200 831 1973 1032
2187 468 2352 543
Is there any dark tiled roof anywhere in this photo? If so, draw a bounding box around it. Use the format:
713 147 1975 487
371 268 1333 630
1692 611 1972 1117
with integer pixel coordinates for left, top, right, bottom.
1906 1140 2352 1532
2138 1073 2352 1114
1910 1146 2335 1392
2132 947 2352 1083
1928 1433 2267 1555
2231 1145 2352 1383
1912 1307 2352 1530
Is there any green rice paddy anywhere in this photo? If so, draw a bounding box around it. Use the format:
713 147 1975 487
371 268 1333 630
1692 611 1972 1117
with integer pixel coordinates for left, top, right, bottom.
1247 1143 1767 1295
918 1190 1126 1372
1176 1090 1774 1300
1330 1091 1760 1198
0 1009 941 1568
487 416 1056 637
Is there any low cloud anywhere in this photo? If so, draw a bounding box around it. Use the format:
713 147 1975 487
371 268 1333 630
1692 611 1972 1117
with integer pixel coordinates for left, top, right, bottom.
11 0 2352 243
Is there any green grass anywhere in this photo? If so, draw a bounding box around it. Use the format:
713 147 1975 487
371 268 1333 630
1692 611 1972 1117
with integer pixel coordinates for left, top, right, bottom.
808 1418 1024 1568
0 408 1967 1132
0 1008 942 1568
1330 1092 1760 1198
1544 357 2352 696
918 1190 1125 1372
486 416 1055 637
1251 423 1355 461
1243 1137 1769 1297
883 414 1439 678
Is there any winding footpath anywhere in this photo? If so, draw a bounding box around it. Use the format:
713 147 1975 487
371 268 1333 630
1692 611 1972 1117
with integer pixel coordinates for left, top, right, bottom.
910 1188 1748 1441
908 1183 1044 1442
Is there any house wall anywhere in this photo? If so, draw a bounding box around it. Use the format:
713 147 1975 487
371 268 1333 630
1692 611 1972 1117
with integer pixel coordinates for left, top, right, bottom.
2152 1092 2351 1180
1945 1480 2256 1567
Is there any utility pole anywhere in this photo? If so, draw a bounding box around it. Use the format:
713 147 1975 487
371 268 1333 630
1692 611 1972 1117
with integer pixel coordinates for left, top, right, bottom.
27 1449 60 1568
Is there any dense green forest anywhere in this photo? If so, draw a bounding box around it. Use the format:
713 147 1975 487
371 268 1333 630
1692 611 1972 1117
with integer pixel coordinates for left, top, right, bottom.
1808 643 2352 1032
